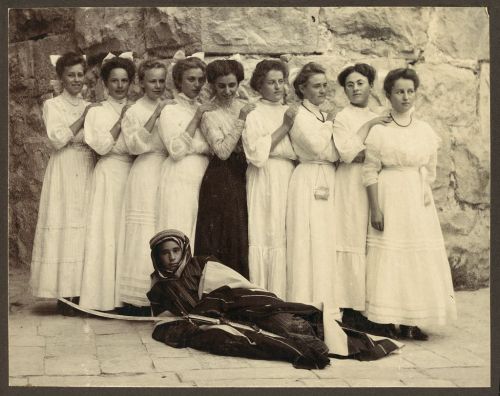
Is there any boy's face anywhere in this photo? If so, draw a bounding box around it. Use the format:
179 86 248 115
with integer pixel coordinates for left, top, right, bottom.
157 240 183 273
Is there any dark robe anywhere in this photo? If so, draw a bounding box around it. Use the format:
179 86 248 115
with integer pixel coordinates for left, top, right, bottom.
194 148 249 279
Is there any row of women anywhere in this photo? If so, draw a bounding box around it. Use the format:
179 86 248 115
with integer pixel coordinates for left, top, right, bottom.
30 50 456 340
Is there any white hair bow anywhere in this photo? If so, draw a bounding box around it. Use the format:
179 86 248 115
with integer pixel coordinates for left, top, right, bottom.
49 54 87 67
102 51 134 65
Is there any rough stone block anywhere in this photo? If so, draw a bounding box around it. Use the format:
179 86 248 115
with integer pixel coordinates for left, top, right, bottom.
97 344 148 358
179 367 317 382
144 7 202 57
201 7 320 54
9 8 75 43
95 332 143 346
8 41 35 93
85 318 137 335
195 378 307 387
9 334 45 347
320 7 431 57
425 7 489 62
345 379 406 387
402 349 456 368
300 378 350 387
9 377 29 386
75 8 145 55
29 373 181 387
145 342 193 358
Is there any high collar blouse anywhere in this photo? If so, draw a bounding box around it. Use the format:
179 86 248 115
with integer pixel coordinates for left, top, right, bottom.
158 93 210 160
200 98 246 160
243 99 297 168
84 97 129 156
121 96 166 155
289 99 339 163
42 89 89 150
333 103 378 163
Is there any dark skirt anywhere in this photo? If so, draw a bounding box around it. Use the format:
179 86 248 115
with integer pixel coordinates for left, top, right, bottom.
194 151 249 279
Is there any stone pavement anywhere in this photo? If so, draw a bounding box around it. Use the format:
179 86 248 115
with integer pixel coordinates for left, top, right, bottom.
8 288 490 388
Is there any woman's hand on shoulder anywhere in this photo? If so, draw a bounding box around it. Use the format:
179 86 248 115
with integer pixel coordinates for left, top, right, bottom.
283 105 299 128
195 103 218 119
239 103 256 121
370 112 392 127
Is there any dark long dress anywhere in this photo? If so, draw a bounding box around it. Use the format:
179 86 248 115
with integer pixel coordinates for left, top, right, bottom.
194 147 249 279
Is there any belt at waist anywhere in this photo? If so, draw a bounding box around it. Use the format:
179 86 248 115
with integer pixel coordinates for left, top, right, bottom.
382 165 428 205
101 153 134 163
299 159 334 165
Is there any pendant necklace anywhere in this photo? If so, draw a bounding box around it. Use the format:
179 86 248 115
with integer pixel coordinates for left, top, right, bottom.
390 113 412 127
302 103 325 123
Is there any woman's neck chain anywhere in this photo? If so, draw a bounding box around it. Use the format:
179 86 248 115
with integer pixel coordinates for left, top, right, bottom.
301 102 325 123
390 113 412 127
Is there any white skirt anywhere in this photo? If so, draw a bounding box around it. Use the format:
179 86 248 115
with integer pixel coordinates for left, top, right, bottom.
246 158 294 299
30 144 96 298
333 162 368 310
286 162 340 319
116 152 166 307
155 154 209 249
365 167 457 326
79 154 133 311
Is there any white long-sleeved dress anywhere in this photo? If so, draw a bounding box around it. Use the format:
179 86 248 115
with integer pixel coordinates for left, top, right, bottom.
156 93 210 248
242 99 296 298
30 90 96 298
362 119 457 326
286 101 340 320
116 96 167 307
332 104 378 310
79 98 134 310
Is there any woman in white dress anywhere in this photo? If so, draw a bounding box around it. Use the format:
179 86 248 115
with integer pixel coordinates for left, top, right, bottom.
286 62 340 322
332 64 381 324
116 60 168 312
79 56 136 311
242 60 297 298
156 57 212 248
363 68 457 340
30 52 100 316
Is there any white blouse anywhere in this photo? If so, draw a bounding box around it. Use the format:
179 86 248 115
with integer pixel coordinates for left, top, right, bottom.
200 99 246 160
84 97 129 156
158 93 210 160
333 104 377 163
243 99 296 167
289 100 339 162
42 90 89 150
363 119 440 187
121 96 166 155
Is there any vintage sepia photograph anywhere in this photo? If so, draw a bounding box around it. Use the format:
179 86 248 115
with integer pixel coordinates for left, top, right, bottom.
7 5 492 391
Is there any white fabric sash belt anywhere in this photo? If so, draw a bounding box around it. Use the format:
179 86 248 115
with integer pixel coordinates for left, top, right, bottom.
382 165 428 206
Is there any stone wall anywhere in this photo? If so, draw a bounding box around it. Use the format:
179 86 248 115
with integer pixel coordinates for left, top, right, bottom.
8 7 490 289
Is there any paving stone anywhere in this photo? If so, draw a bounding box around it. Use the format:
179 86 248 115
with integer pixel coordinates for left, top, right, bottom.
38 318 91 336
402 378 457 387
153 357 203 372
100 355 155 374
145 342 193 358
97 344 148 359
198 354 252 369
402 349 457 368
195 378 307 387
453 377 491 387
432 346 488 367
422 367 490 383
138 329 158 344
95 332 143 346
180 367 317 382
45 333 96 346
9 377 29 386
28 373 181 387
46 343 97 357
9 334 45 347
45 354 100 376
246 358 294 369
315 365 427 381
84 318 137 335
345 379 406 387
9 346 45 376
8 321 38 336
300 379 350 387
